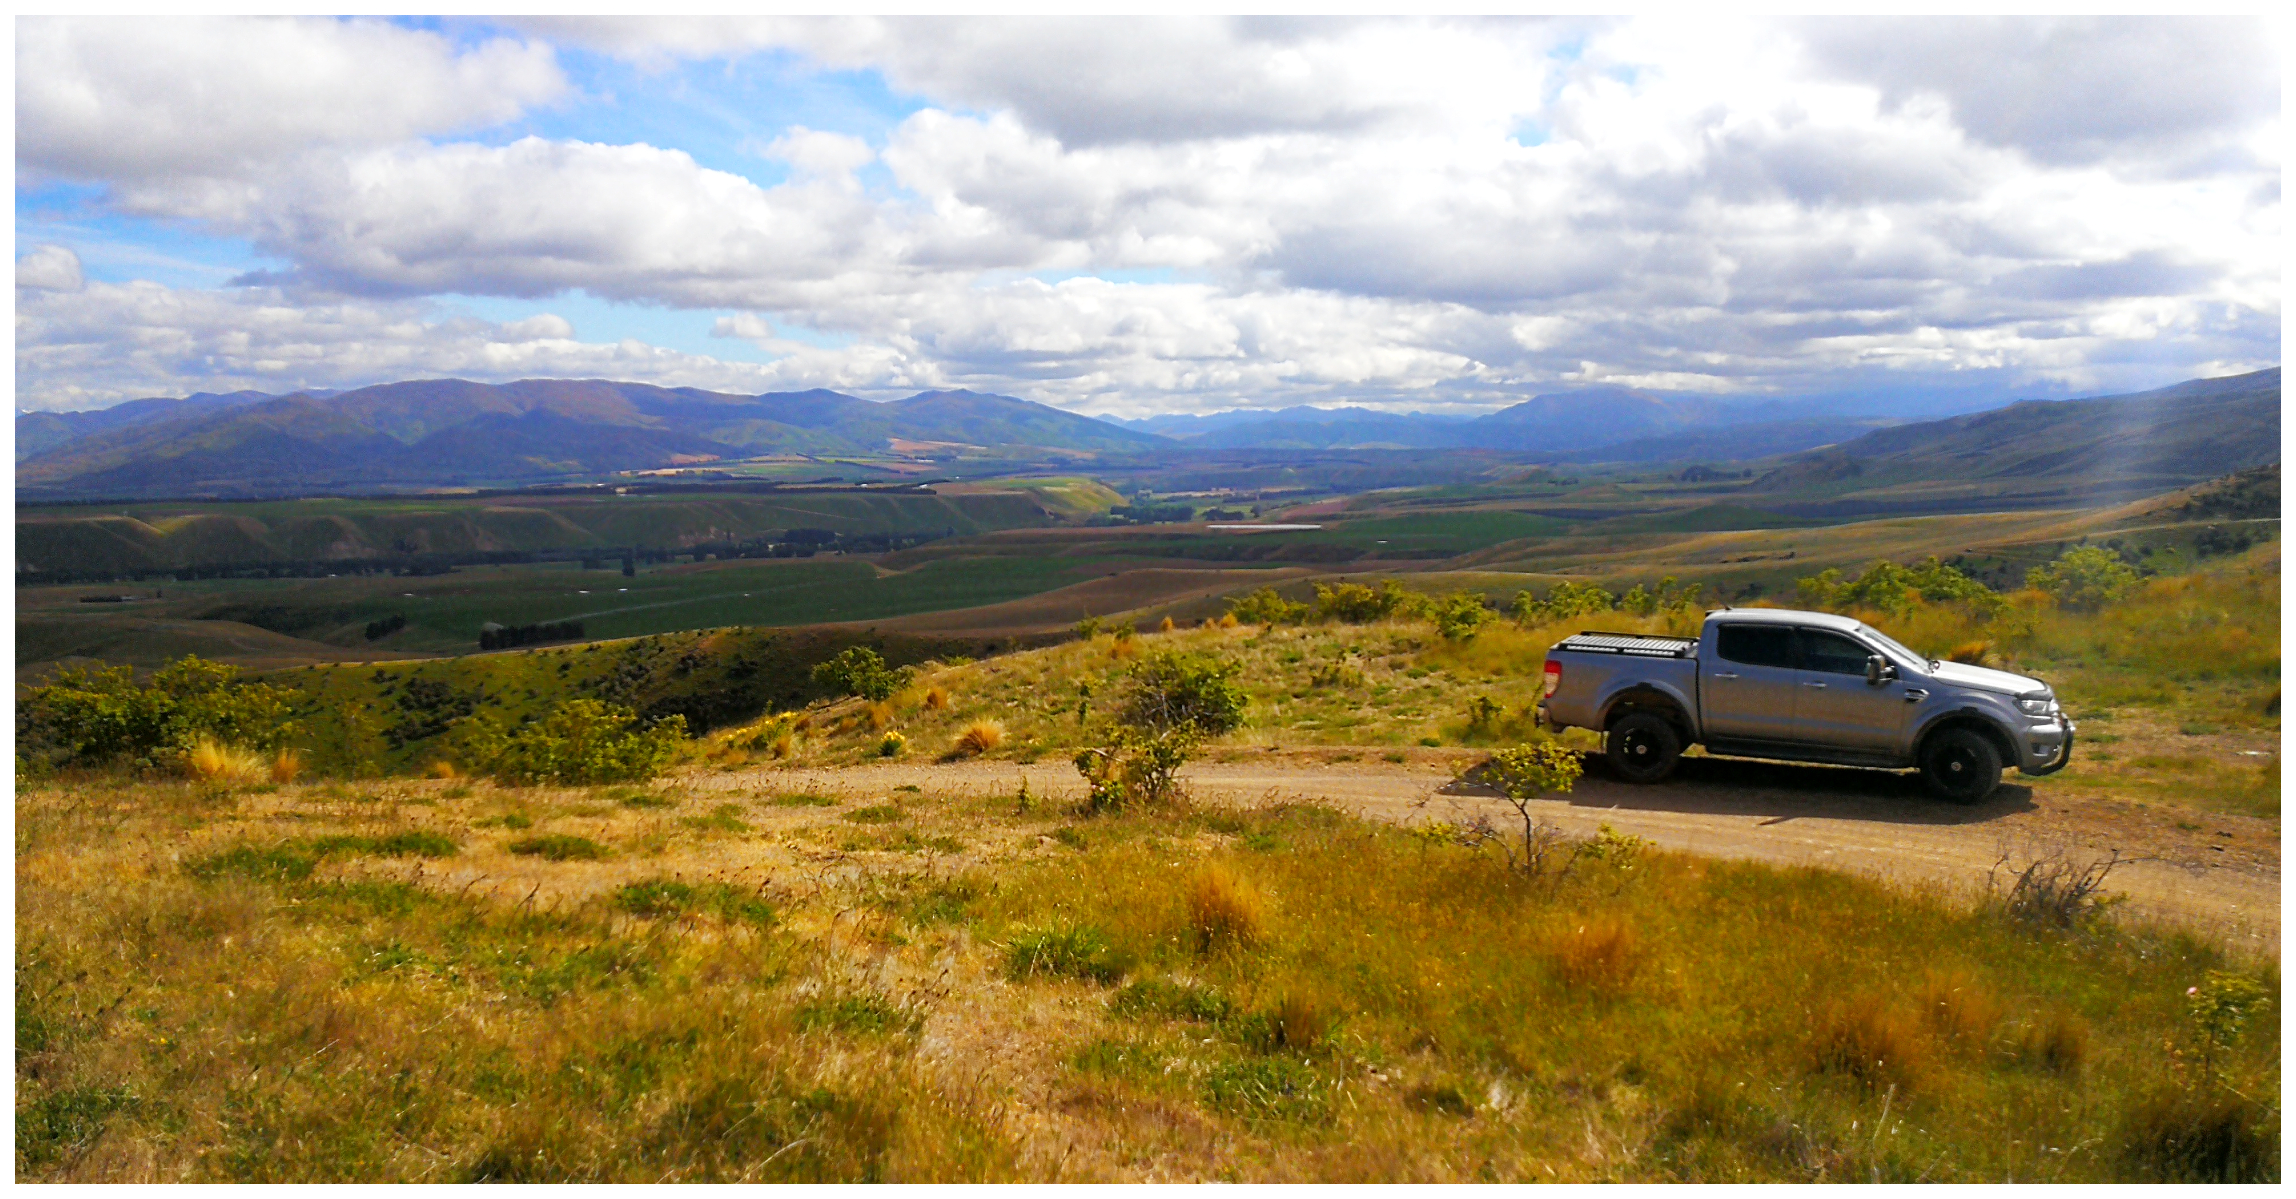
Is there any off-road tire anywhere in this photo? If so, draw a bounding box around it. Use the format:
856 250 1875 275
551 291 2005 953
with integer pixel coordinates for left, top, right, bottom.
1920 727 2003 804
1605 712 1682 784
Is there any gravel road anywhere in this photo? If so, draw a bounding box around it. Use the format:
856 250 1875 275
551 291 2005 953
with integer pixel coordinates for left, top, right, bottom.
718 750 2280 951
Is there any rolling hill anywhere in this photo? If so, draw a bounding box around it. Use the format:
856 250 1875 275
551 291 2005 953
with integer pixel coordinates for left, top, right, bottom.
16 380 1170 499
1749 368 2281 510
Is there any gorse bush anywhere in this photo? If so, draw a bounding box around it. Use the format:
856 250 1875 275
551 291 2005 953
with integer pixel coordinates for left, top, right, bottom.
810 646 912 702
1797 556 2004 617
462 699 687 786
1226 586 1309 626
1119 651 1247 736
2027 545 2143 610
1510 579 1616 626
1432 592 1497 641
17 655 301 773
1312 579 1424 623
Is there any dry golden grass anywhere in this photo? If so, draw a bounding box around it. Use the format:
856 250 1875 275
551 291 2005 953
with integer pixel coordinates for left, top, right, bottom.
270 748 306 785
1159 616 1176 633
425 759 459 779
1184 863 1265 952
13 769 2276 1183
1551 916 1642 991
1217 613 1238 629
186 737 265 783
950 720 1005 758
771 731 800 760
1812 995 1930 1090
2018 1008 2090 1076
868 701 896 730
924 686 951 711
1946 639 1998 667
1917 970 2004 1044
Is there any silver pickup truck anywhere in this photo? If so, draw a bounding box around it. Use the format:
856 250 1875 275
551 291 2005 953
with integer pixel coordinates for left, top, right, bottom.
1536 607 2073 803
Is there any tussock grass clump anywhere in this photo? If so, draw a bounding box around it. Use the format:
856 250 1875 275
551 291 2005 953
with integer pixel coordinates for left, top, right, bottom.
269 749 305 784
1946 639 1998 667
2017 1008 2090 1076
1004 925 1133 984
923 685 951 711
187 737 266 784
426 759 459 779
1551 916 1642 991
1185 863 1265 952
844 804 903 824
508 834 609 861
794 994 919 1037
770 792 837 807
2120 1087 2280 1182
950 720 1005 758
867 701 895 730
1811 995 1930 1089
1917 969 2004 1044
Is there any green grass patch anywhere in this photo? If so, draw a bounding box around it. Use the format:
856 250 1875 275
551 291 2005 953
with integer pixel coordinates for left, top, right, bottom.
508 834 610 861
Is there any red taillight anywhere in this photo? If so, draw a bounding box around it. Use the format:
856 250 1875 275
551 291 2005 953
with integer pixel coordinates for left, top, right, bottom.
1542 659 1562 697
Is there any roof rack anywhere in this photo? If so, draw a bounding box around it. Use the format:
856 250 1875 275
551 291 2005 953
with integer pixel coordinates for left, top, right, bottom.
1554 631 1698 659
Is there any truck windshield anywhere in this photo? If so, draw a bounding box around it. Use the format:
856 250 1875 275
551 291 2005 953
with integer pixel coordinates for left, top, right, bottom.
1858 624 1933 669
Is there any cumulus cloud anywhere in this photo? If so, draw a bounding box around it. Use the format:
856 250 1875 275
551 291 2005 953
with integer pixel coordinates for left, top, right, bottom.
16 244 85 292
11 280 792 411
17 17 566 189
14 16 2280 416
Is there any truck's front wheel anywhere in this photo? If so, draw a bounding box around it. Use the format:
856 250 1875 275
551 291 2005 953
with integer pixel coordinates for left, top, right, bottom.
1606 713 1681 783
1920 728 2003 804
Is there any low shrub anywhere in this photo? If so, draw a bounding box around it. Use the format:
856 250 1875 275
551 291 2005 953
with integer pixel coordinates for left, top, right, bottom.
878 731 907 758
463 700 687 786
810 646 912 702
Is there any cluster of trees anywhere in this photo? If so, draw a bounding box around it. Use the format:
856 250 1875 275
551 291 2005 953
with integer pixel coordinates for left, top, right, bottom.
1225 578 1502 640
478 620 585 651
364 613 407 640
1103 503 1198 525
16 656 300 775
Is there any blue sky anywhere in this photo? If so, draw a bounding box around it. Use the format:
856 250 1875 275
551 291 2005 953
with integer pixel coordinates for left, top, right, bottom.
14 16 2281 413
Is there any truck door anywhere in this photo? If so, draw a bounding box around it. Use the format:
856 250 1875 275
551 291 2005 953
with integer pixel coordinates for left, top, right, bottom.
1701 624 1801 742
1792 627 1913 755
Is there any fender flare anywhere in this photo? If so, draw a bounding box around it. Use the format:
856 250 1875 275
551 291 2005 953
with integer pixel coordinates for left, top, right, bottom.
1911 706 2020 765
1597 681 1698 741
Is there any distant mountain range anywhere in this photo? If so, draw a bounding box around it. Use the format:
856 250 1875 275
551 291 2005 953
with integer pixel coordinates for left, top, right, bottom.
14 369 2279 501
14 380 1166 500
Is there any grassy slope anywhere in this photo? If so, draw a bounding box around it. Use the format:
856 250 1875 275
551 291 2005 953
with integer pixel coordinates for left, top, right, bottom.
724 544 2280 817
16 489 1060 574
14 772 2276 1181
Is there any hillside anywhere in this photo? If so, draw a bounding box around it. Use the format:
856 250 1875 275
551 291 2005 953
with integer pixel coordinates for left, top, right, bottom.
15 379 1170 500
1750 369 2280 509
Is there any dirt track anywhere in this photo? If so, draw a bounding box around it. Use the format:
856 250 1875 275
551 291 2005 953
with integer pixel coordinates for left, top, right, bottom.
715 751 2280 952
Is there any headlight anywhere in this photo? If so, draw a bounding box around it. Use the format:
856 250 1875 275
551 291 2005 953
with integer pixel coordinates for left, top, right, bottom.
2018 692 2058 716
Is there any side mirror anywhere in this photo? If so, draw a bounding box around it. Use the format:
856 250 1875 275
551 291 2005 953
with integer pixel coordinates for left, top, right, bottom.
1865 655 1897 685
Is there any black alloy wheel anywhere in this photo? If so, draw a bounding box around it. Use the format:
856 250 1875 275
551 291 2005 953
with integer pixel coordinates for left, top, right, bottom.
1920 727 2003 804
1605 712 1682 784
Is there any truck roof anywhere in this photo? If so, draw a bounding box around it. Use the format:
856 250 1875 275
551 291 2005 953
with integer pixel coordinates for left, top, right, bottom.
1704 606 1862 632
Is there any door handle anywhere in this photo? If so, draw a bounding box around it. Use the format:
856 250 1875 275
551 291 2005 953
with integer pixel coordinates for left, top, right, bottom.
1712 672 1739 680
1802 681 1827 689
1903 688 1929 703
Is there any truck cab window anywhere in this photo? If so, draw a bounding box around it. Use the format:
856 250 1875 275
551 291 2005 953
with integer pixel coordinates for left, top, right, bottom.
1797 629 1874 675
1716 624 1795 668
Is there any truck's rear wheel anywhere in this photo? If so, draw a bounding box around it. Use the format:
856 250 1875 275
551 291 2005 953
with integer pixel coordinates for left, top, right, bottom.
1606 713 1681 783
1920 727 2002 804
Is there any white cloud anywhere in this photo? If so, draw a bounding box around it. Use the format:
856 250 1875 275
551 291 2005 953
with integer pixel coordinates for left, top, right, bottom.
14 16 2279 417
16 244 85 292
17 17 565 186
